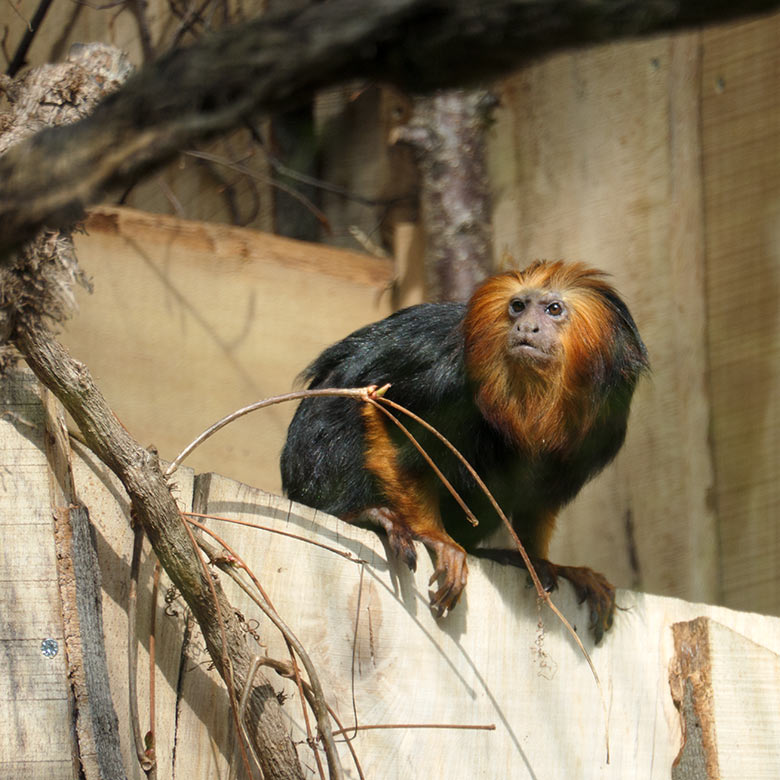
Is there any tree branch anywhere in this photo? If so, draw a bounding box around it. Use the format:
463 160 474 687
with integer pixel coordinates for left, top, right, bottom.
1 0 779 256
14 319 305 780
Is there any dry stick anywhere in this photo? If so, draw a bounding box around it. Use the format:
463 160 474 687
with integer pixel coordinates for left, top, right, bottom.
256 656 367 780
128 522 156 776
168 386 478 528
178 514 257 780
188 517 341 779
166 388 382 477
286 639 326 780
347 564 366 741
365 391 478 527
185 511 366 563
185 150 331 230
149 561 161 763
331 723 496 737
230 657 264 780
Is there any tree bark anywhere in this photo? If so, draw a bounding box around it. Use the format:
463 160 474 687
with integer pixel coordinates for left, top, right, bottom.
1 0 779 256
394 89 495 301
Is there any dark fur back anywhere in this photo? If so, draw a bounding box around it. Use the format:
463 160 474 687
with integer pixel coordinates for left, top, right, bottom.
280 303 467 516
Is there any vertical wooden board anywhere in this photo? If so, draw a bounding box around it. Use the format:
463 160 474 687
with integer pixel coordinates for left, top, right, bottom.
700 13 780 615
487 35 717 603
176 472 780 779
707 621 780 778
64 206 393 495
71 446 193 780
0 368 73 779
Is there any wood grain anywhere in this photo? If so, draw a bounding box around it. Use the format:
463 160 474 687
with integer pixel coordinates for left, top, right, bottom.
0 369 73 778
701 13 780 614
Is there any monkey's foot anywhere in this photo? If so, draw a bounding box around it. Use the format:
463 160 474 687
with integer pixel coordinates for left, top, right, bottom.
473 549 615 643
425 539 469 618
361 507 418 572
555 563 616 644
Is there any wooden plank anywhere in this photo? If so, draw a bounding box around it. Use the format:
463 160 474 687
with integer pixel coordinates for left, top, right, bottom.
64 205 393 495
709 621 780 778
487 34 717 602
0 369 73 779
670 617 780 779
183 471 780 779
700 13 780 614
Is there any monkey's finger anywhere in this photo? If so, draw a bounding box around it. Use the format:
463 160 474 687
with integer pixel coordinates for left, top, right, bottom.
427 547 468 616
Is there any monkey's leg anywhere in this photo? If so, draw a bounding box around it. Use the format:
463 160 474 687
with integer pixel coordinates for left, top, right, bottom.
361 407 468 617
473 548 616 643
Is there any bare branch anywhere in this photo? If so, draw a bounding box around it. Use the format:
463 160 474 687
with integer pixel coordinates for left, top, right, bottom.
14 319 305 780
2 0 780 255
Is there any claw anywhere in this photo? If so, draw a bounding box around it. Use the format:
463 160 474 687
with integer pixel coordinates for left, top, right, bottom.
426 540 468 617
361 506 418 572
556 564 616 644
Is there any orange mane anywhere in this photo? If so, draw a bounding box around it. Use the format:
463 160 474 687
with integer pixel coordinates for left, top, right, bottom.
463 260 645 454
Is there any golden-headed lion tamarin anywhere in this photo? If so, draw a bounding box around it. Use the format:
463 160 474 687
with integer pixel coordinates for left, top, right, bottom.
281 260 648 641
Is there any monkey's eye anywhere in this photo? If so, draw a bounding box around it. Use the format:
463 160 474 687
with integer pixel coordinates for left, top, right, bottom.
509 299 525 316
545 301 565 317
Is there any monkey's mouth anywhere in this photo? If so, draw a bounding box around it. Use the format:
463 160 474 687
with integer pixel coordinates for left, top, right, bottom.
508 338 552 361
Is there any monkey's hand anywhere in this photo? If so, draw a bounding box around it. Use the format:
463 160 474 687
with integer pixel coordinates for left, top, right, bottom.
361 507 468 617
473 549 616 643
426 538 469 618
552 563 616 644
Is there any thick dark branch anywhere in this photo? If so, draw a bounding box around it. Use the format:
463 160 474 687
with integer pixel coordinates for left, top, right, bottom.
14 320 305 780
1 0 779 256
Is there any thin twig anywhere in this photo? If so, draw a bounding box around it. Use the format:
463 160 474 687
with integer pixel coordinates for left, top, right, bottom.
287 638 326 780
189 518 343 779
184 511 367 563
6 0 54 77
166 387 380 476
331 722 496 736
229 656 263 780
366 394 478 526
185 149 331 230
375 394 610 760
347 564 365 741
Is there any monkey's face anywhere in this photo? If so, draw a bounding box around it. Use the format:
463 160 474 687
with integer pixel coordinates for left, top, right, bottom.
505 288 568 364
